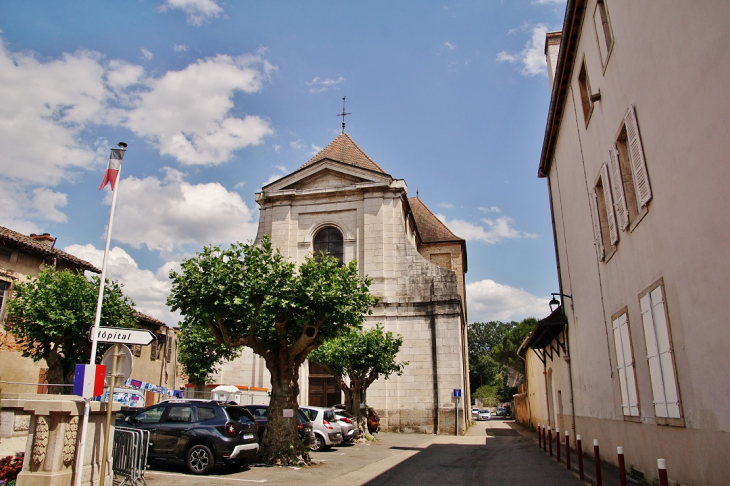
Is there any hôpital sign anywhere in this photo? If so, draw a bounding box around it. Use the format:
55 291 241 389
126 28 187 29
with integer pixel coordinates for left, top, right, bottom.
89 326 157 346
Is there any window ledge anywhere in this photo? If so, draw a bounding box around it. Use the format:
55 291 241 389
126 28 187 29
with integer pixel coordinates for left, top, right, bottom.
622 414 641 423
656 416 685 428
629 205 649 233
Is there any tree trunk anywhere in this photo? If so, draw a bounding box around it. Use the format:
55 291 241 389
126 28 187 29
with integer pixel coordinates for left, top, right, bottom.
45 348 65 389
258 350 308 465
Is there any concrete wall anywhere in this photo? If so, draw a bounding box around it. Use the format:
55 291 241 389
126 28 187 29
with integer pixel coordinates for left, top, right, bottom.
534 1 730 484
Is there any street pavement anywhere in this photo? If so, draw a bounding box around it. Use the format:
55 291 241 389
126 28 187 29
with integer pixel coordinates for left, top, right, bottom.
141 419 591 486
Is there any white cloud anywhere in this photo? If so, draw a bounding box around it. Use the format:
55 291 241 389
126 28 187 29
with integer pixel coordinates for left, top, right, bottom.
125 53 276 165
160 0 223 26
532 0 565 4
445 41 456 50
436 214 538 244
173 44 187 52
496 23 550 77
290 140 321 156
105 168 258 254
467 279 550 322
439 202 455 209
65 243 180 325
273 144 281 153
478 206 502 214
306 76 344 94
140 48 153 60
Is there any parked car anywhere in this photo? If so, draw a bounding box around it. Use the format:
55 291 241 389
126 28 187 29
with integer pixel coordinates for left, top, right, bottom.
496 407 506 417
471 407 480 420
242 404 315 446
478 409 491 421
331 408 359 443
300 406 343 452
122 399 259 474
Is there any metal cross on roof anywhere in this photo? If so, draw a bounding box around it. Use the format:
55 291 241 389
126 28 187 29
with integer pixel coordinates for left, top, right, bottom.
337 96 351 133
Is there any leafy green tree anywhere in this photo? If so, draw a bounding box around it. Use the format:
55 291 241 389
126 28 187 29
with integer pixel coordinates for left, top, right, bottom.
468 321 512 393
177 317 241 391
167 236 378 465
308 324 408 435
490 317 537 377
472 384 499 407
5 266 137 387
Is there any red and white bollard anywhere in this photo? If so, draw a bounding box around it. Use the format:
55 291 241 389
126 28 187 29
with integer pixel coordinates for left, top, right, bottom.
556 427 561 463
542 425 547 452
565 431 571 470
577 435 584 479
617 447 627 486
538 424 542 448
658 459 668 486
594 439 602 486
548 427 553 457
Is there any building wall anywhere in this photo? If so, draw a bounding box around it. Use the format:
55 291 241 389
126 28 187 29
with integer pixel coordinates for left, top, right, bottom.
536 1 730 484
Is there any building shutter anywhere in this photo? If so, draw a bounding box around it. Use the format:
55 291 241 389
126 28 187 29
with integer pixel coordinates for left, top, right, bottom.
590 191 605 261
601 163 619 245
609 145 629 231
640 287 680 419
612 313 639 416
624 105 652 207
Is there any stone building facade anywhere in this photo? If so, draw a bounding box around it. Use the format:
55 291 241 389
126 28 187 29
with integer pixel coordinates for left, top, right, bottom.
217 133 471 434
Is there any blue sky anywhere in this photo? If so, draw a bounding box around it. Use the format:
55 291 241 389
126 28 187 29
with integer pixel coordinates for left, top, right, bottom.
0 0 567 325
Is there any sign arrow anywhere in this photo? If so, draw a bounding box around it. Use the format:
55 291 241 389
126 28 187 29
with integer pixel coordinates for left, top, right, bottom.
89 326 157 346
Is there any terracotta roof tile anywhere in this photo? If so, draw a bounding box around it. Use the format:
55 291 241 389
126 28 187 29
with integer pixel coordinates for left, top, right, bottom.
0 225 101 273
299 133 386 173
409 197 463 243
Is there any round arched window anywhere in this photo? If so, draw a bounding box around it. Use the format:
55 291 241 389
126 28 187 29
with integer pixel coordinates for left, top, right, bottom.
313 227 344 266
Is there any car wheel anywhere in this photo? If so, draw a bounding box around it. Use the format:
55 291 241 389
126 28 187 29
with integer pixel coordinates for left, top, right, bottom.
310 434 325 452
187 444 214 475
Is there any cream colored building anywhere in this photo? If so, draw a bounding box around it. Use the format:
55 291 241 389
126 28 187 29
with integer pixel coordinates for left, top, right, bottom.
216 133 471 434
518 1 730 484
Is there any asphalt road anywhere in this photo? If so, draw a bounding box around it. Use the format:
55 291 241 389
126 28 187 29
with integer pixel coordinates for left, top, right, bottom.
140 419 588 486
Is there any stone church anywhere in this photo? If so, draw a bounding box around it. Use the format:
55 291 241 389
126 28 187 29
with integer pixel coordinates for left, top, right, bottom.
217 133 470 434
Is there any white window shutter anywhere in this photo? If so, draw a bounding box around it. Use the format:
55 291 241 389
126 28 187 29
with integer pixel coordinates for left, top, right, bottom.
590 191 605 261
601 163 619 245
649 287 681 418
641 292 669 418
609 145 629 231
612 315 631 415
624 105 652 207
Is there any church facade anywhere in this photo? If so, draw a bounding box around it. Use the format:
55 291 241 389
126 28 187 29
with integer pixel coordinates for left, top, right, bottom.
217 133 470 434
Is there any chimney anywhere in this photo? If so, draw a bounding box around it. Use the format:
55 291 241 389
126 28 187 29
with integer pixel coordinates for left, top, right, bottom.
30 233 55 248
545 31 562 91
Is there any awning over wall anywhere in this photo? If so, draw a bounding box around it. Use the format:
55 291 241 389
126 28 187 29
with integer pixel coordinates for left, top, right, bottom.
518 306 568 364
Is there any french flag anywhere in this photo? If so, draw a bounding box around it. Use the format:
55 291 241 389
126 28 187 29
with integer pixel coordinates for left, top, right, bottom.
73 364 106 398
99 148 125 191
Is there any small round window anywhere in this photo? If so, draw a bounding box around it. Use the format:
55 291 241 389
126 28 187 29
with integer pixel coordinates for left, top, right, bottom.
313 227 343 266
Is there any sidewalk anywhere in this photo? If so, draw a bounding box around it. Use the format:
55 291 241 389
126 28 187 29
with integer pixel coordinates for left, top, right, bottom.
505 420 642 486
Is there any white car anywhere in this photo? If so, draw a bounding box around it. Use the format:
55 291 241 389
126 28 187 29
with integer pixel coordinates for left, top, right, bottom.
471 408 480 420
300 406 343 452
478 409 492 421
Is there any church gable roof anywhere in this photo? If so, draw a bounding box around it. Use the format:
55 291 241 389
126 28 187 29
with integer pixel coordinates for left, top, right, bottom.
299 133 386 174
409 197 464 243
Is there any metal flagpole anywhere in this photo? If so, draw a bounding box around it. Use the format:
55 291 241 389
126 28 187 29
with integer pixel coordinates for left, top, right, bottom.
74 143 126 486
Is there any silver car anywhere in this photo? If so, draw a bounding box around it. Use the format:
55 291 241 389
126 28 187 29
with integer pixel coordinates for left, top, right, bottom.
332 408 359 443
300 406 343 452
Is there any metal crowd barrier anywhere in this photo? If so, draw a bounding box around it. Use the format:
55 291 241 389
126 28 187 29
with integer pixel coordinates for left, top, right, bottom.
112 427 150 486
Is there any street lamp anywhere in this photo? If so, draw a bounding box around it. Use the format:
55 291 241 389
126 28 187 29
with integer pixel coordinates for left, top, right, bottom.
549 293 573 312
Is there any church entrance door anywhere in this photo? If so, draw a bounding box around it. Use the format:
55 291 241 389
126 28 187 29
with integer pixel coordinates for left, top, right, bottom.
308 362 341 407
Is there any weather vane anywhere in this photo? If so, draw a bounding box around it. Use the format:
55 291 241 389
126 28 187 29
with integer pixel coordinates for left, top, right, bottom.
337 96 351 134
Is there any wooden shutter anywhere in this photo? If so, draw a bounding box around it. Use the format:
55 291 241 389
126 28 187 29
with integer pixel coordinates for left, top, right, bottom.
609 145 629 231
601 163 619 245
640 288 680 419
624 105 652 207
590 191 604 261
612 314 639 416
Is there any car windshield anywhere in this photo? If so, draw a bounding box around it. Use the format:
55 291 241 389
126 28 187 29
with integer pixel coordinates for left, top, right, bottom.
224 406 255 423
335 410 354 419
480 410 489 413
297 410 311 424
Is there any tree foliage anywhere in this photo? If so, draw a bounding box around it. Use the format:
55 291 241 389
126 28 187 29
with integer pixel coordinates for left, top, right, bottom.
308 324 407 435
468 321 512 393
490 318 536 376
5 267 137 387
167 236 378 465
177 317 241 387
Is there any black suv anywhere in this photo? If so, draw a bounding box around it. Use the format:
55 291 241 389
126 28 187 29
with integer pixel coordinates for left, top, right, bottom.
242 404 316 446
121 400 259 474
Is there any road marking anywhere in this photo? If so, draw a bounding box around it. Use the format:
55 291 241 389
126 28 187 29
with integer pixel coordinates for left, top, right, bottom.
145 472 267 483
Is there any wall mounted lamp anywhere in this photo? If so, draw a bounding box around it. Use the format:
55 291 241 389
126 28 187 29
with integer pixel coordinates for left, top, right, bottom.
549 293 573 312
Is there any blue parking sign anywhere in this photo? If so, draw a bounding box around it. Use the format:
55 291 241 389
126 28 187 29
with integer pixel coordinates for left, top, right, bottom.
453 389 461 398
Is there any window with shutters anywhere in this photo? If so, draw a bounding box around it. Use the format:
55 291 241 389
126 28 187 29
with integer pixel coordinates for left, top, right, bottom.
611 309 640 419
590 164 618 261
0 281 9 321
593 0 614 69
577 59 594 125
639 279 683 425
613 105 652 231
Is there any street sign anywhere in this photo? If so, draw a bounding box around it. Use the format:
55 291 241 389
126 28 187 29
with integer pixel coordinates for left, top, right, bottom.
89 326 156 346
101 344 133 387
453 389 462 398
